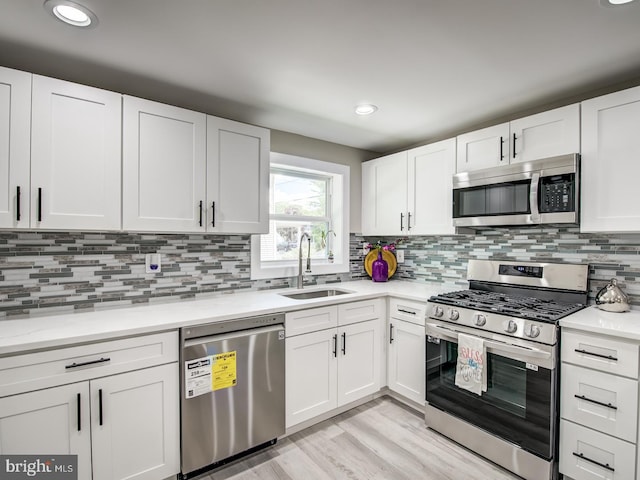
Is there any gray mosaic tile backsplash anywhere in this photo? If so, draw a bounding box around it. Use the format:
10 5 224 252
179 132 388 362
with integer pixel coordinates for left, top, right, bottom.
1 227 639 318
369 226 640 306
0 232 367 318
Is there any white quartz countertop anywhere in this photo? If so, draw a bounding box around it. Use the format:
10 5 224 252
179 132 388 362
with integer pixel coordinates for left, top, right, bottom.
0 280 451 356
560 305 640 341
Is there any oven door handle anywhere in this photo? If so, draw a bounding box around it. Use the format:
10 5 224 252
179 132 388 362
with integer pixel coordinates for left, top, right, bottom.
426 323 551 360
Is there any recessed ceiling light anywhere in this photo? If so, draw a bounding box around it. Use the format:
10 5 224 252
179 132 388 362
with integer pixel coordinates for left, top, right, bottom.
44 0 98 27
355 104 378 116
600 0 636 6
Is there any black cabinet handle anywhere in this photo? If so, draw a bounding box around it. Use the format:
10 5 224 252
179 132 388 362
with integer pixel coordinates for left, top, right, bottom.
98 389 103 426
407 212 412 231
574 394 617 410
211 201 216 228
333 334 338 358
65 357 111 369
341 332 346 355
572 452 615 472
400 213 404 231
499 136 504 161
16 186 21 222
37 187 42 222
574 349 618 361
77 393 81 432
389 324 394 344
512 132 517 158
398 308 416 315
198 200 203 227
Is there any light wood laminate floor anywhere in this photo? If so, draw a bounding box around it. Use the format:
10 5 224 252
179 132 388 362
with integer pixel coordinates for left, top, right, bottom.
198 397 522 480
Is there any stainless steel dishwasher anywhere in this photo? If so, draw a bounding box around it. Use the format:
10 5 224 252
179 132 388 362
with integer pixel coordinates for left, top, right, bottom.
179 314 285 479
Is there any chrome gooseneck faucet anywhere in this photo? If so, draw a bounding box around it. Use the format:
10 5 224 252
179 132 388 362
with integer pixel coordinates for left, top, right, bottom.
298 232 312 289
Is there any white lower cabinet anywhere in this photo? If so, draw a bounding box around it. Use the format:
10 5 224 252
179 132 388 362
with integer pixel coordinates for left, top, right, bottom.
387 298 426 405
0 382 92 478
285 300 383 428
560 329 639 480
0 332 179 480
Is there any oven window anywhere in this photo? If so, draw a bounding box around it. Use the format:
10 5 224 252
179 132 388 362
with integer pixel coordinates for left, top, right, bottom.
453 180 530 217
426 338 555 460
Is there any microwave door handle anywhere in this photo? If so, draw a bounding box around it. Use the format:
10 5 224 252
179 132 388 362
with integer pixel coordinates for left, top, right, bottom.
529 172 540 223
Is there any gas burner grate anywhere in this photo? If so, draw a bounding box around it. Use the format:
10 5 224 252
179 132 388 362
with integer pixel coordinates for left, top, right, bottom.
429 289 586 323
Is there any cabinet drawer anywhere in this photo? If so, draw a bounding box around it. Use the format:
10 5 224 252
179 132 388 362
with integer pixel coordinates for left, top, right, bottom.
560 420 635 480
285 306 338 337
561 330 639 379
561 363 638 442
389 297 426 325
338 299 383 326
0 331 178 397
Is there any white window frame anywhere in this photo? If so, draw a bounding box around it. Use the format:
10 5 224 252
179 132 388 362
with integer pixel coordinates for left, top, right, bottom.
251 152 350 280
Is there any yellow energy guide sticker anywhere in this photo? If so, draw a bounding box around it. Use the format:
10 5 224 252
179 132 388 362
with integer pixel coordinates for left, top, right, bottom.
212 351 237 391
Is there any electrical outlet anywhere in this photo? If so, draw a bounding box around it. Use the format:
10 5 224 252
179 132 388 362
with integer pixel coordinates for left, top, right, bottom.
396 250 405 263
362 242 369 255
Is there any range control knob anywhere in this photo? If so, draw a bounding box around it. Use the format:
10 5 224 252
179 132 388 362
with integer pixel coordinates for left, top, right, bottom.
504 320 518 334
474 314 487 326
433 306 444 318
448 309 460 321
525 324 541 338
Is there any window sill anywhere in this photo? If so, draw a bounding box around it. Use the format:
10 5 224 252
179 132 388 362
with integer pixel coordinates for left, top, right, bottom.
250 261 349 280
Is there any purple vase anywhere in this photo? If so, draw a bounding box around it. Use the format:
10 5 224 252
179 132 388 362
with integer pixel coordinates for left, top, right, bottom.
372 251 388 282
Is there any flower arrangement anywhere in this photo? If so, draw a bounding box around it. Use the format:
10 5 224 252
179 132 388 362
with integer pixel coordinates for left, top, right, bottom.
366 240 396 254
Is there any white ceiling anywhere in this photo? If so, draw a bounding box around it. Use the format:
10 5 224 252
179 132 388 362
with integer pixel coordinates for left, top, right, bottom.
1 0 640 153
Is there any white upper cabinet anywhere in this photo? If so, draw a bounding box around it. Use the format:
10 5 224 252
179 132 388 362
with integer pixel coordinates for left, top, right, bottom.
206 116 269 233
581 85 640 232
123 96 207 232
407 138 456 235
456 123 510 173
0 67 31 229
510 104 580 164
456 104 580 173
361 151 407 236
31 75 122 230
362 138 455 236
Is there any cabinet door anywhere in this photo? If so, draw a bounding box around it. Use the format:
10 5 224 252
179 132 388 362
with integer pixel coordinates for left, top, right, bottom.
31 75 122 230
0 67 31 229
407 138 456 235
337 319 382 406
0 382 92 479
456 123 509 173
581 86 640 232
206 116 269 233
510 104 580 164
285 329 337 428
123 96 206 232
388 318 425 405
361 152 407 236
91 363 179 480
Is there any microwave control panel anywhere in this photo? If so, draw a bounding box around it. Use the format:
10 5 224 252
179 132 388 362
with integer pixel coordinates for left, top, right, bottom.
539 174 575 213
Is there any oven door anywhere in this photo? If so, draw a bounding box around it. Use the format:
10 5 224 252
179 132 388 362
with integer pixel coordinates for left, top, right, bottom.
425 322 557 460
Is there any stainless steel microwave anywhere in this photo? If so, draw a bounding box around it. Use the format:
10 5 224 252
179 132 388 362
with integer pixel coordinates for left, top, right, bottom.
452 154 579 227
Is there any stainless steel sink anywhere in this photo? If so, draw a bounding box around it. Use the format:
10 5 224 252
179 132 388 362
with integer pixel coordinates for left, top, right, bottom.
280 288 353 300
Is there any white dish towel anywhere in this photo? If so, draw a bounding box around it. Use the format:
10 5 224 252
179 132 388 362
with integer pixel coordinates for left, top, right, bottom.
455 333 487 395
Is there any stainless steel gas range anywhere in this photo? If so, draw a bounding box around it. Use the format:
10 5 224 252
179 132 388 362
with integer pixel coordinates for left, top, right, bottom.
425 259 589 480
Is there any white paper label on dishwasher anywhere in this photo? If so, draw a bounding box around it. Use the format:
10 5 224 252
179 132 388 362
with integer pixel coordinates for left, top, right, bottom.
185 356 212 399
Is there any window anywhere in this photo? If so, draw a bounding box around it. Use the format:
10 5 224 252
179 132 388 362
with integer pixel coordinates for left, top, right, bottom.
251 153 350 280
